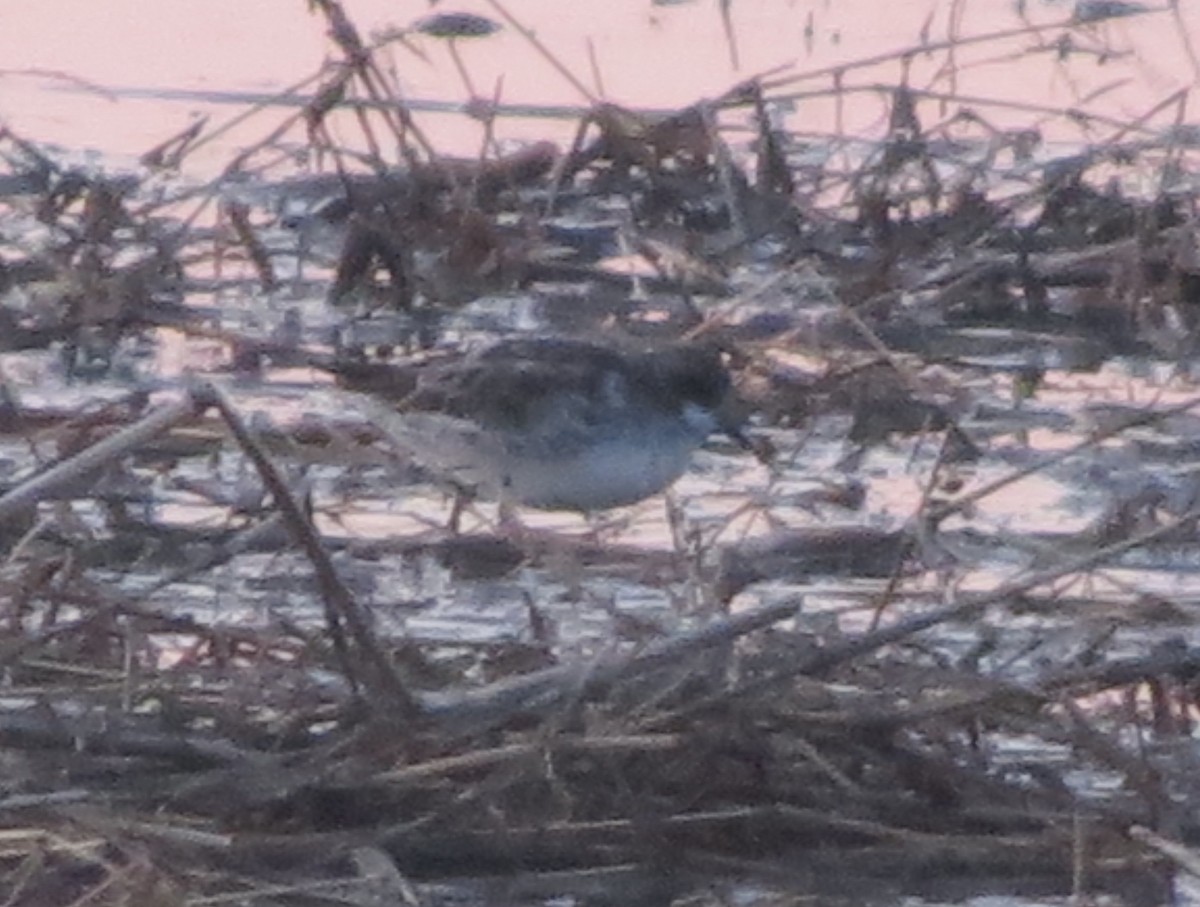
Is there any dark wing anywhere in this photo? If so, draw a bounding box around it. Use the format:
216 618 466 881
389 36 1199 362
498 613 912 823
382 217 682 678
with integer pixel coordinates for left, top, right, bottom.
404 337 633 431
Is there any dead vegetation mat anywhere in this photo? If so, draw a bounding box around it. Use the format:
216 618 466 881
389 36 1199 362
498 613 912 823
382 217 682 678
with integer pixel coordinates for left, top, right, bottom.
0 574 1189 907
4 1 1200 904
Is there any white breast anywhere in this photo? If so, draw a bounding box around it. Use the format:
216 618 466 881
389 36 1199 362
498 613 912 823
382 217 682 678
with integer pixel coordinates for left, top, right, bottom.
503 431 698 510
361 395 718 512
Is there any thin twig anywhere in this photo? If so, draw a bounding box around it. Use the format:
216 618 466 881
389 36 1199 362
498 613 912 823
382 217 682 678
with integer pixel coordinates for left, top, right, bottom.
0 395 207 528
203 383 425 724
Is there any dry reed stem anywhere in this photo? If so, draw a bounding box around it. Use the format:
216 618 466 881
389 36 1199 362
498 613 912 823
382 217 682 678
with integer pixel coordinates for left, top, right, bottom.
930 393 1200 525
204 383 425 722
716 499 1200 706
481 0 598 105
0 395 206 528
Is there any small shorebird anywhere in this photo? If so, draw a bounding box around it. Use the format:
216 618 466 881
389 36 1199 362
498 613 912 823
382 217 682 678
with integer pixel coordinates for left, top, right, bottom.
351 336 754 520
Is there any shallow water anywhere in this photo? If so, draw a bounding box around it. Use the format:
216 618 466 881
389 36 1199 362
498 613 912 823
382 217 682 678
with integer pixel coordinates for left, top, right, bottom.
5 4 1200 905
5 0 1198 166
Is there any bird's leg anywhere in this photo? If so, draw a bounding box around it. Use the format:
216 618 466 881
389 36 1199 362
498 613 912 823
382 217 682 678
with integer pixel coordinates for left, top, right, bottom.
497 497 524 535
444 479 482 535
581 506 637 543
446 491 467 534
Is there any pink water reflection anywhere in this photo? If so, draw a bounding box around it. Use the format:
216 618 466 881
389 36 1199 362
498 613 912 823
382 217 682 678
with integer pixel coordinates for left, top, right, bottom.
1 1 1198 166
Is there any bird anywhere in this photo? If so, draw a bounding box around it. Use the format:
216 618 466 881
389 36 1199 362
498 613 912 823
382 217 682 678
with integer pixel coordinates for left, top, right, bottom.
347 335 755 520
